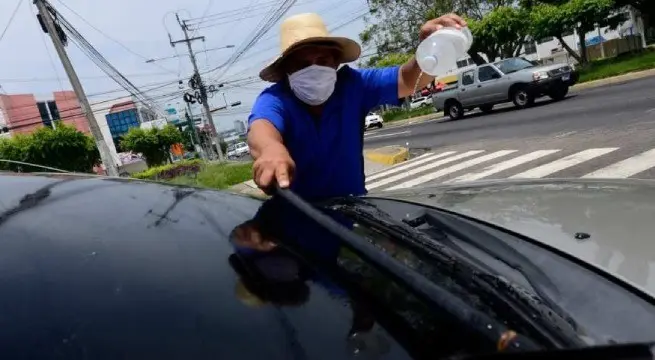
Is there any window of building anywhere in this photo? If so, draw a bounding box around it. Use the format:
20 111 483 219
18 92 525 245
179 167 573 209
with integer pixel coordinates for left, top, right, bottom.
478 66 501 82
36 102 52 128
47 101 60 120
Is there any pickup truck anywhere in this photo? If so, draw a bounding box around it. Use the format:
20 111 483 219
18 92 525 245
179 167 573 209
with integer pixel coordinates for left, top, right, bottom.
433 57 579 120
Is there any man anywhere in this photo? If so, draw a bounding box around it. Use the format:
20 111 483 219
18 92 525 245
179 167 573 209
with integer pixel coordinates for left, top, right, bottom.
248 12 467 200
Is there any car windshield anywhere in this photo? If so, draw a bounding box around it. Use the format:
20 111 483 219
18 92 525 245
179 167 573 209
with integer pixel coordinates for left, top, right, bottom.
227 145 236 151
494 57 536 74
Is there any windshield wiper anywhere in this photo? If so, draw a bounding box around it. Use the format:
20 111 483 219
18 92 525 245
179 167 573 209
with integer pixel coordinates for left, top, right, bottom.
275 188 541 351
327 197 586 348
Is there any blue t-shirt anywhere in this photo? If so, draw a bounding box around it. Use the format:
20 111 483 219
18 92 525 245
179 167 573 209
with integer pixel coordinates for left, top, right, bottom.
248 65 401 200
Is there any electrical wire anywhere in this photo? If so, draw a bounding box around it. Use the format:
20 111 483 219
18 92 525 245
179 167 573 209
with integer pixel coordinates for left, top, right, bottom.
1 78 186 120
53 0 179 77
203 0 298 79
190 0 214 37
3 88 188 131
46 2 163 116
214 8 369 83
28 3 67 93
0 0 23 44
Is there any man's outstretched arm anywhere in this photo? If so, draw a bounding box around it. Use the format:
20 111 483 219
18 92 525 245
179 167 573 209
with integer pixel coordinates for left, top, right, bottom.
398 13 467 99
248 119 295 192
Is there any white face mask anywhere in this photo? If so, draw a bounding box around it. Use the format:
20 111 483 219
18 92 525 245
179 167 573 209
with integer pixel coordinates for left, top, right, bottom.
288 65 337 106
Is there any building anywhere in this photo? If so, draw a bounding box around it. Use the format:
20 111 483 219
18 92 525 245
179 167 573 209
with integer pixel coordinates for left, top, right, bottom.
515 8 648 65
234 119 246 134
104 99 157 151
0 90 90 136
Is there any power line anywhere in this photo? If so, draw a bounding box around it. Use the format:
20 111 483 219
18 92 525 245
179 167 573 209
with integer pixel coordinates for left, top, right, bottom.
48 4 163 116
0 0 24 44
29 3 66 93
214 8 369 83
4 88 187 130
0 72 173 83
53 0 179 77
200 0 298 78
190 0 214 37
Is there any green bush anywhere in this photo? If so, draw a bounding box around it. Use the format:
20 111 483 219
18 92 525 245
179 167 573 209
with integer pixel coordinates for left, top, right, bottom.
0 124 99 173
382 106 435 122
166 162 253 190
132 159 203 180
578 48 655 83
120 125 184 167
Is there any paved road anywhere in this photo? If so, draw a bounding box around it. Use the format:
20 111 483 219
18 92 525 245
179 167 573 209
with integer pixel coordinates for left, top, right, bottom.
363 76 655 191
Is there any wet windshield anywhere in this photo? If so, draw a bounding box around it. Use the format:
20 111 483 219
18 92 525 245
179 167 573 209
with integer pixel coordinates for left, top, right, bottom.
494 58 536 74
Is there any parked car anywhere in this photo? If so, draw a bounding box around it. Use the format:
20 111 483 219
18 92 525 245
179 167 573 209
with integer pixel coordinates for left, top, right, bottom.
227 141 250 158
365 112 384 129
409 96 431 109
433 57 579 120
2 171 655 359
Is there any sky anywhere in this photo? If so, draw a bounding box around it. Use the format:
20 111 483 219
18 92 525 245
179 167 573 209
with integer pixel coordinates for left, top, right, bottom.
0 0 371 131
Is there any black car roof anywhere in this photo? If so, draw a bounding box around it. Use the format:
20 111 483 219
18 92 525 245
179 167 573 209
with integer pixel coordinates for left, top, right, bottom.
0 174 418 360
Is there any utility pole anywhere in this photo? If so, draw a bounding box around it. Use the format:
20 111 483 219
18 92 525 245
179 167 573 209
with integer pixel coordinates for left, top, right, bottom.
35 0 119 176
185 102 206 160
171 13 224 161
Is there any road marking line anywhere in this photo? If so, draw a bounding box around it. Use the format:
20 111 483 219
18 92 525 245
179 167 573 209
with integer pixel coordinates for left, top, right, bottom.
387 150 517 190
555 131 577 138
510 148 619 179
366 152 453 182
582 148 655 179
364 131 410 140
367 151 484 190
646 108 655 113
448 150 561 183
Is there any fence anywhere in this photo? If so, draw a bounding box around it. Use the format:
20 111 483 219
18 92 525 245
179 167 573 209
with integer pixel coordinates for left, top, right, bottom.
585 34 645 61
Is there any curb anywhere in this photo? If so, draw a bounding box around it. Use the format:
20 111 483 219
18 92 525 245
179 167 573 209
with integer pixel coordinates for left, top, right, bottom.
364 146 409 165
572 68 655 91
383 112 444 130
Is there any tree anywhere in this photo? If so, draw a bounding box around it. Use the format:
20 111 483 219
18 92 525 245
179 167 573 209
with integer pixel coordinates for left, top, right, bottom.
467 6 531 63
360 0 515 67
0 123 100 173
613 0 654 30
120 125 184 167
362 53 412 68
529 0 626 64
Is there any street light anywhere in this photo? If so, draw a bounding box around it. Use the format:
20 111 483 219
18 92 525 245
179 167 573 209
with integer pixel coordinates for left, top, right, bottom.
145 44 235 63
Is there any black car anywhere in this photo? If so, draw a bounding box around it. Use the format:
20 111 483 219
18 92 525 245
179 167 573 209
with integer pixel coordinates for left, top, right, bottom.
1 173 654 360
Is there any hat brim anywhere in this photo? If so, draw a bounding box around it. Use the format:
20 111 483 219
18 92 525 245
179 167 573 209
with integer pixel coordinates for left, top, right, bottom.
259 37 361 82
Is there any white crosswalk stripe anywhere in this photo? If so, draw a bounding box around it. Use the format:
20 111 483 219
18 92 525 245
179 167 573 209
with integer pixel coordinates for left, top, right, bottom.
365 147 655 192
509 148 618 179
366 152 454 182
366 150 484 190
582 149 655 179
447 150 561 183
387 150 518 191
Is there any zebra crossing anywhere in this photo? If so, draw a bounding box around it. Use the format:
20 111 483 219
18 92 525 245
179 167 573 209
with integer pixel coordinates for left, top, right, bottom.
365 147 655 191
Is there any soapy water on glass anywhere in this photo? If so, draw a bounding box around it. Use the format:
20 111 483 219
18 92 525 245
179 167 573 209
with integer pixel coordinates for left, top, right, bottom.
412 26 474 95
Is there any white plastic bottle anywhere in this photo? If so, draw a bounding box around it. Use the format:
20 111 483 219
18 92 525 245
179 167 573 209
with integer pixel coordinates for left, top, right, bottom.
415 26 473 77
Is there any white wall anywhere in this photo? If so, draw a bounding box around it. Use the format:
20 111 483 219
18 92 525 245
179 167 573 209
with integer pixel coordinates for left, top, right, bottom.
522 9 644 64
91 100 123 166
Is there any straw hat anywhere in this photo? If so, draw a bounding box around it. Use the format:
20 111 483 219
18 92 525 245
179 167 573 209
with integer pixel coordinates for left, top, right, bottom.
259 13 362 82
